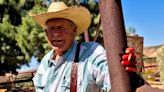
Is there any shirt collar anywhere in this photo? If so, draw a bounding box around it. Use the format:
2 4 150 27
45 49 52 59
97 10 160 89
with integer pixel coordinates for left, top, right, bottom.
63 40 77 62
48 40 77 67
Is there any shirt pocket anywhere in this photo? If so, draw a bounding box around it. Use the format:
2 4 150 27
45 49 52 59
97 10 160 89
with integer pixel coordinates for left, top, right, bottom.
61 77 82 92
61 78 70 92
33 74 46 90
33 69 50 90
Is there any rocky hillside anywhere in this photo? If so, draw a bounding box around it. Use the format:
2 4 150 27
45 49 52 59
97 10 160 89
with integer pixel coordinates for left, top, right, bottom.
143 44 164 58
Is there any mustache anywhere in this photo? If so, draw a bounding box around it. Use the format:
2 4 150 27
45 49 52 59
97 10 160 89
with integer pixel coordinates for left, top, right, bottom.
50 37 63 41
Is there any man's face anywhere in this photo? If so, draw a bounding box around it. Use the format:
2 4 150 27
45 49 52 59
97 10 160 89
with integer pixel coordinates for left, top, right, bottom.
45 18 77 54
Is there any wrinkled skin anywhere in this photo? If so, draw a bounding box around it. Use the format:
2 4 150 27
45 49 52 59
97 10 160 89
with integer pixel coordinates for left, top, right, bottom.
45 18 77 56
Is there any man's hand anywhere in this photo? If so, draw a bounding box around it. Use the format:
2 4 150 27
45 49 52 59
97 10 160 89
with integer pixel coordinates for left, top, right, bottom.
121 47 137 72
121 48 146 91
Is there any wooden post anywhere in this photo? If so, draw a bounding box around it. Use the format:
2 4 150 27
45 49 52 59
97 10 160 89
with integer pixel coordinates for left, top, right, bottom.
99 0 131 92
84 31 90 42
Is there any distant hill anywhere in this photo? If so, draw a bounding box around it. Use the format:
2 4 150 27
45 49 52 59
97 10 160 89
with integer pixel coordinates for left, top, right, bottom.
143 44 164 58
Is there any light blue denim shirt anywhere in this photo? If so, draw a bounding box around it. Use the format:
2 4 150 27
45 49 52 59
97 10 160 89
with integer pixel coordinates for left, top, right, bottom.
33 41 111 92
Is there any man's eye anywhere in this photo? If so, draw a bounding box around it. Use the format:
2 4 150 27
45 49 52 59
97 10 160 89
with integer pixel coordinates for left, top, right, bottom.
57 26 65 30
48 26 55 30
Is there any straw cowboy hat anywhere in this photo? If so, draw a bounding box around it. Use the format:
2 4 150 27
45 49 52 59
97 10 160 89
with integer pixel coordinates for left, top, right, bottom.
29 2 91 35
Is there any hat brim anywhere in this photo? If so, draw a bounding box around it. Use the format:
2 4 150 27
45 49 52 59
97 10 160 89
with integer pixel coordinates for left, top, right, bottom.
29 6 91 35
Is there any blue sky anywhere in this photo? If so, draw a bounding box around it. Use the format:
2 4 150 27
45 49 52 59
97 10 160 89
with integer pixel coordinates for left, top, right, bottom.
17 56 39 72
122 0 164 47
19 0 164 71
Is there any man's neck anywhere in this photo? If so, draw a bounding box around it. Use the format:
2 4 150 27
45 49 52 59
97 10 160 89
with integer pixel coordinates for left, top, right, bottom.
52 50 67 61
55 51 63 56
55 54 62 61
52 51 63 62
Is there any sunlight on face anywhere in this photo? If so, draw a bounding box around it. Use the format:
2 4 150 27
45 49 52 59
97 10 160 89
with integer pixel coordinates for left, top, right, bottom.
45 18 77 55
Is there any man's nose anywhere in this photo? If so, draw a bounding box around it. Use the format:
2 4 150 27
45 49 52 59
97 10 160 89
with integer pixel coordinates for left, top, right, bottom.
51 30 63 36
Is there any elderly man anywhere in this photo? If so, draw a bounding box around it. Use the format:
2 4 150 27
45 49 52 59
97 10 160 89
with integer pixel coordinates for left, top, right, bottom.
30 2 137 92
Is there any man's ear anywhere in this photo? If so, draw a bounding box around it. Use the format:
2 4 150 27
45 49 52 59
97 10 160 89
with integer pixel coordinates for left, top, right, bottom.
44 29 48 34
